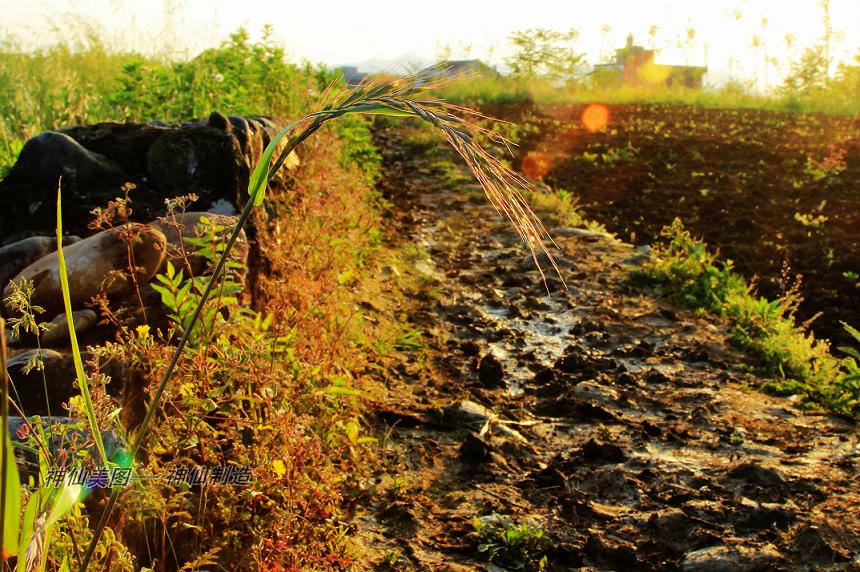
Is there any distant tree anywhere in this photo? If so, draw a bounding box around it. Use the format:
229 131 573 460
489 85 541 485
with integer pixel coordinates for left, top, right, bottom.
505 28 585 83
782 45 829 97
830 48 860 105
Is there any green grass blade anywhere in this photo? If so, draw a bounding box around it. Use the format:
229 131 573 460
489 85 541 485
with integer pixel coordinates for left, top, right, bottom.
0 428 19 559
16 489 40 572
248 117 304 207
55 182 108 465
0 320 20 560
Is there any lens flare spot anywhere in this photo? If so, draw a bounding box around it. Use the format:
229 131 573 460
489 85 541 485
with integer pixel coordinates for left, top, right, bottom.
521 151 552 180
582 104 610 132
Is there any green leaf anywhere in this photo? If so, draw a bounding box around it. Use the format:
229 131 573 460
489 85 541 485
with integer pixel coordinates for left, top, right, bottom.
44 485 81 529
322 386 362 397
248 117 304 207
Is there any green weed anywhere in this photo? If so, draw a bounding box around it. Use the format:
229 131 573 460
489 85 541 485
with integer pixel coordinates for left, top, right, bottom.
473 514 549 570
631 218 859 417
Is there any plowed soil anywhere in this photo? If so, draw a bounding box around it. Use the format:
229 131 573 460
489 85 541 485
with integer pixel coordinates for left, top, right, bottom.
488 103 860 348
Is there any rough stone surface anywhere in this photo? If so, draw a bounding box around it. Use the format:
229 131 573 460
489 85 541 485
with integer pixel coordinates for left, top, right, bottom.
681 545 784 572
0 132 125 237
146 125 248 210
0 115 284 238
40 309 99 346
3 223 166 316
5 349 75 414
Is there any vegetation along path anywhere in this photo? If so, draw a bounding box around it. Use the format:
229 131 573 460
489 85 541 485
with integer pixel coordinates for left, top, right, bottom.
352 122 860 571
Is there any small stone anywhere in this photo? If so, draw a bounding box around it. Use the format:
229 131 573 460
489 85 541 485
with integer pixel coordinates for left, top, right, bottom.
40 309 98 347
478 354 504 387
681 544 783 572
439 400 494 427
553 227 614 241
573 380 619 403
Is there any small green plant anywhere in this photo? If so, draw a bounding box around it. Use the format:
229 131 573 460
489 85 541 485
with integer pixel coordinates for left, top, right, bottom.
802 147 846 182
600 144 638 165
526 186 607 233
794 200 828 229
629 218 748 312
473 514 549 570
150 217 244 347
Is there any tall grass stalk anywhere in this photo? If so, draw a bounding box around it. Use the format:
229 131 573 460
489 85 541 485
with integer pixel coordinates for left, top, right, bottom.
80 64 558 569
55 182 108 466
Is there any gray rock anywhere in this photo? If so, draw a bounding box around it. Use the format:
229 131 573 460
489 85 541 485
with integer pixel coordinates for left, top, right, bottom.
573 380 620 403
0 236 81 293
681 545 783 572
3 224 166 317
40 309 98 346
621 253 650 265
8 416 127 475
439 400 495 427
553 227 614 241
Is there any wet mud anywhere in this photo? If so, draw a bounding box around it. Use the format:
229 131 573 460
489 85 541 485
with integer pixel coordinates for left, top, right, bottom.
353 124 860 571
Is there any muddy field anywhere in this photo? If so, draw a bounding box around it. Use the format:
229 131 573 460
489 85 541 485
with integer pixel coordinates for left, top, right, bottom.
353 123 860 571
485 103 860 347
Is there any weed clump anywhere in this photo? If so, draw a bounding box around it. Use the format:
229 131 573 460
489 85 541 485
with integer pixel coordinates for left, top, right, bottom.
631 218 859 417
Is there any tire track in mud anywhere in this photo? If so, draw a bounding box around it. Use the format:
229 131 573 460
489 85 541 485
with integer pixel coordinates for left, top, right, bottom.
355 124 860 571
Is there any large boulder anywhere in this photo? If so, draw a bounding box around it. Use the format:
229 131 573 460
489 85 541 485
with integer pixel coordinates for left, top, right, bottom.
0 115 286 241
3 223 166 317
146 124 248 211
0 132 126 237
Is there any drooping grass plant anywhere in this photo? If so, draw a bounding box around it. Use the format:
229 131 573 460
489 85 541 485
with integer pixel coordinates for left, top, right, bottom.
79 64 559 569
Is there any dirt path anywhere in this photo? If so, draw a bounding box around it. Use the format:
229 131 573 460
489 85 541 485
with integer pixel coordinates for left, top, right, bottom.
353 124 860 571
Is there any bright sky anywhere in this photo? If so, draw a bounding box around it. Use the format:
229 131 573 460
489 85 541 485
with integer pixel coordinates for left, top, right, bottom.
1 0 858 89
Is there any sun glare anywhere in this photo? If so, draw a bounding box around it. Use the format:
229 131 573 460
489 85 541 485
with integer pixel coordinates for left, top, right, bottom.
582 104 610 132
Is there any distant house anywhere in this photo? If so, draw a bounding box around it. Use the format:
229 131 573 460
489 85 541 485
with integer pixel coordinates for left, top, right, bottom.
592 34 706 89
335 66 368 87
440 59 499 78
